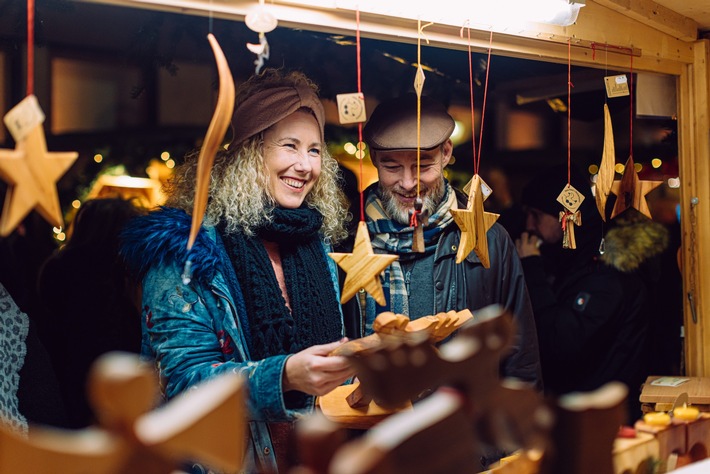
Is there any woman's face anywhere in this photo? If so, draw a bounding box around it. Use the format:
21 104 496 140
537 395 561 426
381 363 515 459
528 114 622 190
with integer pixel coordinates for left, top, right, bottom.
262 110 322 209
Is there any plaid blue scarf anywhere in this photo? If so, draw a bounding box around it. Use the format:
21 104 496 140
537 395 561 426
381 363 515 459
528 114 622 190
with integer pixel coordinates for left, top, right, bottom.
364 182 457 324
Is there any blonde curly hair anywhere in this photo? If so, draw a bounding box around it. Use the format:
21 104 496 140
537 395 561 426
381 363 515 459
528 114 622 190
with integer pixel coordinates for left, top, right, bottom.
165 68 350 244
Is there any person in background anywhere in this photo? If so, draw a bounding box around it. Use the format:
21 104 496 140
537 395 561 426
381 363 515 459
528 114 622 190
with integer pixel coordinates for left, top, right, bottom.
37 197 145 428
515 165 663 423
348 93 541 469
121 68 354 473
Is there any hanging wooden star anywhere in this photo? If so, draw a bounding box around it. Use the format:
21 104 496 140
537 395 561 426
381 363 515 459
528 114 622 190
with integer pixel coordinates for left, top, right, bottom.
0 124 77 237
450 174 499 268
610 156 662 219
595 104 616 221
329 221 398 306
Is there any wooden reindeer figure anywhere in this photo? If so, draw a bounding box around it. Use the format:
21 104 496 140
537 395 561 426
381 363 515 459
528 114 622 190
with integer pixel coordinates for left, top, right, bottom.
318 309 473 428
298 305 551 474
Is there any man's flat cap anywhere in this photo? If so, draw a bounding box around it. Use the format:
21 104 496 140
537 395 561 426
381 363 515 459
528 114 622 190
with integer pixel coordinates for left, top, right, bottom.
363 93 455 151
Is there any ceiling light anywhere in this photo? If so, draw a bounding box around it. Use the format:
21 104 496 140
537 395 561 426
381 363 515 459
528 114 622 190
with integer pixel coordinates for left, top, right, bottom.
282 0 585 27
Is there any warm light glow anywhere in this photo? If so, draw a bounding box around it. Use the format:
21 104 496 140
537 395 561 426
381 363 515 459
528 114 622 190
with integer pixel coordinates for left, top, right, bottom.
450 120 467 146
161 151 170 161
614 163 625 174
287 0 585 27
52 226 62 234
357 141 367 151
652 158 662 168
668 177 680 188
344 142 357 154
72 200 81 209
94 153 103 163
634 163 642 172
588 164 599 174
166 159 176 169
56 232 66 242
355 150 365 160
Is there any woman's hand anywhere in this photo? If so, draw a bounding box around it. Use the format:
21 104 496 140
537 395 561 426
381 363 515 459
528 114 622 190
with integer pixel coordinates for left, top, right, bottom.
283 339 355 396
515 231 543 259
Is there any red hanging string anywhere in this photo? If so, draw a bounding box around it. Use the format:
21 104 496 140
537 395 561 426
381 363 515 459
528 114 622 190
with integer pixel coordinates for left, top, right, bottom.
562 38 573 185
27 0 34 96
463 24 477 173
628 50 634 161
476 30 493 174
356 8 365 223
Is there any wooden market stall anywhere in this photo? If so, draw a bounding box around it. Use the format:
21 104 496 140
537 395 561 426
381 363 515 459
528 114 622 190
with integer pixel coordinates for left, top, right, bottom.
81 0 710 376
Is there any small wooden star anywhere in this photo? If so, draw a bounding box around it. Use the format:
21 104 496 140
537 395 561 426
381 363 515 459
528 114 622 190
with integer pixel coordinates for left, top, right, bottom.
610 156 662 219
594 104 616 221
329 221 398 306
450 174 499 268
0 124 77 236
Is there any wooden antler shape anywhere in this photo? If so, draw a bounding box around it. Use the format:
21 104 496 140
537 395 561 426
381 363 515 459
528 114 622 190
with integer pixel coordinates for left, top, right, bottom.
319 309 474 427
300 306 550 474
0 352 246 474
187 34 236 252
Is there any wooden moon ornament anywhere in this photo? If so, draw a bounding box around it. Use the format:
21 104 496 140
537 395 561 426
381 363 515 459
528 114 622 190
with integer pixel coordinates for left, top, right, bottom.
329 221 398 306
595 104 616 221
187 33 236 252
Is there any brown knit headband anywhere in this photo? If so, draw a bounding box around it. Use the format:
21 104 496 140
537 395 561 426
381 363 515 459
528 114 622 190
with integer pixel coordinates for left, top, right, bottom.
230 83 325 148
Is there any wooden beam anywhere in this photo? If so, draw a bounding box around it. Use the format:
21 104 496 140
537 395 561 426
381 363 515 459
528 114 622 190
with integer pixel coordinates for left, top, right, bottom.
77 0 693 74
678 39 710 376
594 0 698 42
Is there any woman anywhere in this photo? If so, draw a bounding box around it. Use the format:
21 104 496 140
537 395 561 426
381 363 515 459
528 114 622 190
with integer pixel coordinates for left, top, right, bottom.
121 69 354 473
38 197 144 428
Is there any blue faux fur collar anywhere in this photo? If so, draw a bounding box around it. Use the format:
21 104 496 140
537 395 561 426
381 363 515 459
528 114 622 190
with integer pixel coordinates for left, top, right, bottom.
120 207 222 284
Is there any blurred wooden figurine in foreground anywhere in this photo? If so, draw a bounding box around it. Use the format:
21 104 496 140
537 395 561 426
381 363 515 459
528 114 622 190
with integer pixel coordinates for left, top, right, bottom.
0 352 246 474
318 309 473 428
302 306 550 473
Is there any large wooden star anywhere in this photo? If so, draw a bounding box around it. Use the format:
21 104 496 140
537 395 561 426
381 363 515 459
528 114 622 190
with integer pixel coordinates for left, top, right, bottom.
450 174 499 268
610 156 662 220
595 104 616 221
0 124 77 236
329 221 398 306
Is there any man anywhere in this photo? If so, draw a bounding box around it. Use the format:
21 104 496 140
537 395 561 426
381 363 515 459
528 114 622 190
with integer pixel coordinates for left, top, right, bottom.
515 165 659 423
344 93 541 389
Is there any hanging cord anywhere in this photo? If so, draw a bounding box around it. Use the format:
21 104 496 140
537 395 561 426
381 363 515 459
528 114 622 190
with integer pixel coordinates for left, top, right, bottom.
463 23 477 172
27 0 34 96
560 38 575 229
411 20 432 228
628 50 634 162
476 30 493 174
356 8 365 222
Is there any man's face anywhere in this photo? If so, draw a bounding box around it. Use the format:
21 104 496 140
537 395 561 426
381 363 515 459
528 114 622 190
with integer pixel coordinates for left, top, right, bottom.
372 140 452 224
525 207 563 244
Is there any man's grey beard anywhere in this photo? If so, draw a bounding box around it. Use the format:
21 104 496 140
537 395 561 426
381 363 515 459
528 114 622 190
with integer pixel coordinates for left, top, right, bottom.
378 179 446 225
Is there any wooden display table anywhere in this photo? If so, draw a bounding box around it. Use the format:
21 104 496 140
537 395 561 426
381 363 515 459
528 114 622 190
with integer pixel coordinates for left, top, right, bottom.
640 377 710 414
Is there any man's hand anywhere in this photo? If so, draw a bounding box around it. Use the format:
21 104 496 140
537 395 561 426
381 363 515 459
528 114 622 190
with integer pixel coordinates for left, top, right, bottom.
283 339 355 396
515 231 543 259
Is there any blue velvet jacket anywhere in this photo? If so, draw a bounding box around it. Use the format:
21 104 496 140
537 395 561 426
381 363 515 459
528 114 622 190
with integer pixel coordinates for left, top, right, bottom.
121 207 344 473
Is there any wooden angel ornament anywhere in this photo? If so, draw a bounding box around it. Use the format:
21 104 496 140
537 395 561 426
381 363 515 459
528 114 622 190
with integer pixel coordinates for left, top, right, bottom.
556 184 585 249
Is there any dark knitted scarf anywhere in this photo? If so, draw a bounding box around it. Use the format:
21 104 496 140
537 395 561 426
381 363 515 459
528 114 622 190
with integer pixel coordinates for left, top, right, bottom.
220 206 342 361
